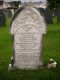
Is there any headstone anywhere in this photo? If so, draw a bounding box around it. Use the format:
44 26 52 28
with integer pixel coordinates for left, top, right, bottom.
11 9 14 15
0 9 6 26
0 0 3 6
56 7 60 23
10 4 47 69
4 9 12 17
54 9 56 17
45 7 53 23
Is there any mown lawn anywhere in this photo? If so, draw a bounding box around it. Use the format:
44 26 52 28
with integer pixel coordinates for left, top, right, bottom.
0 17 60 80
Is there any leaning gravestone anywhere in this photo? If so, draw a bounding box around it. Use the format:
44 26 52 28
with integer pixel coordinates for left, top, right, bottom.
0 9 6 26
10 4 47 69
45 7 53 23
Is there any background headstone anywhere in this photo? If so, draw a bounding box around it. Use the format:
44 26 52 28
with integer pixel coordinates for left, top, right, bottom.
45 7 53 23
0 9 6 26
10 5 47 69
4 9 12 17
56 7 60 23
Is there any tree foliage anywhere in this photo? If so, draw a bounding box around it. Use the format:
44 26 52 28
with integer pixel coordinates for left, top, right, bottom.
47 0 60 9
12 1 21 7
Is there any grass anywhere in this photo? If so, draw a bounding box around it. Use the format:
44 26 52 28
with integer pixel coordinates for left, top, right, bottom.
0 17 60 80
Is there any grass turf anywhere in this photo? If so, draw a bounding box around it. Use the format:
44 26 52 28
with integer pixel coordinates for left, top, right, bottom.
0 17 60 80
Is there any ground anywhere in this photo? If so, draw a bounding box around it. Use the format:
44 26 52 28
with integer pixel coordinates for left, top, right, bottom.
0 17 60 80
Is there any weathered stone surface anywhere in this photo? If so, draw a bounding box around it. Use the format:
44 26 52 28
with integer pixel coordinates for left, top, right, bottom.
10 5 46 69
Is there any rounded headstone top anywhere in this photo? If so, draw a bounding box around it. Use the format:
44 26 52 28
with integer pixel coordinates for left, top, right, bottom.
10 3 46 35
10 3 39 26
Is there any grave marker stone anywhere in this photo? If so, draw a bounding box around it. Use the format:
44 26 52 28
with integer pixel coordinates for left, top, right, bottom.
0 9 6 26
45 7 53 23
10 4 47 69
56 7 60 23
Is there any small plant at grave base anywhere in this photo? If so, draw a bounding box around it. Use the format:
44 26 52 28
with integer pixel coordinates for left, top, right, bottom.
47 59 57 69
42 59 57 69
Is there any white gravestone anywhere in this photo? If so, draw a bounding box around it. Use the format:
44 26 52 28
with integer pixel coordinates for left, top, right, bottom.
10 5 47 69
